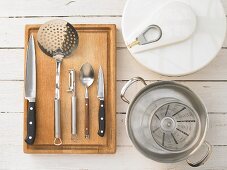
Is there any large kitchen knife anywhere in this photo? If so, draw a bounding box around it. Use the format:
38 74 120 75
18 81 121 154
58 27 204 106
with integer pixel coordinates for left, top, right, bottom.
97 66 105 137
24 34 36 145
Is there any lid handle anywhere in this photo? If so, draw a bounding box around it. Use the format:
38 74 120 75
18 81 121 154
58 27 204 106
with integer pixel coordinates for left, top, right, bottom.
120 77 147 104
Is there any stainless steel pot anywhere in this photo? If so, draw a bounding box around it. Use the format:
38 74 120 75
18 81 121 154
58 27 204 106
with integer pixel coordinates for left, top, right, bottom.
120 77 212 167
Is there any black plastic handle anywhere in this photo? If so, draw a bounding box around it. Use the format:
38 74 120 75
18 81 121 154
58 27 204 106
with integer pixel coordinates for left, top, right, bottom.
25 102 36 145
98 100 105 137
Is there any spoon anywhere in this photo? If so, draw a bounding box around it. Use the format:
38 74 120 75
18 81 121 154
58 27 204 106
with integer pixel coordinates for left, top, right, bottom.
80 63 94 138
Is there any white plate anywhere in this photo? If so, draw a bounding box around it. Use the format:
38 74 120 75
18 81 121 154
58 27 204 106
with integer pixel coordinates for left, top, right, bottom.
122 0 226 76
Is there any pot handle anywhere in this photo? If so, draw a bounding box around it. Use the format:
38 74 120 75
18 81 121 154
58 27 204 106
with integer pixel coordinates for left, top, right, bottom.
120 77 147 104
186 141 212 167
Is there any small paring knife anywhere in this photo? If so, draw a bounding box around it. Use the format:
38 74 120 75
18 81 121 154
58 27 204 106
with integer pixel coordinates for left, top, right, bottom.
24 34 36 145
97 66 105 137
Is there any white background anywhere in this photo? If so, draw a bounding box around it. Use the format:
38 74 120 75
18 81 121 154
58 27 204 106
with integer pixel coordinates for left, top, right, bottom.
0 0 227 169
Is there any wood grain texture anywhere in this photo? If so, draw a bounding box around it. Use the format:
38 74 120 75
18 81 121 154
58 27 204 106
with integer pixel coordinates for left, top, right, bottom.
0 17 123 48
0 0 227 169
24 24 116 153
117 81 227 113
0 0 226 18
1 81 227 113
1 113 227 170
117 48 227 81
116 113 227 146
1 144 227 170
0 0 125 17
2 113 227 147
2 48 227 81
2 16 227 49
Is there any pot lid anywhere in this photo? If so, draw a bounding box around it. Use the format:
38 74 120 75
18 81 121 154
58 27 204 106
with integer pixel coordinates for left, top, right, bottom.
122 0 226 76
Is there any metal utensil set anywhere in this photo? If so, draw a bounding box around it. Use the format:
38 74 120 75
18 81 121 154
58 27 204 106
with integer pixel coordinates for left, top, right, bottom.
24 19 106 146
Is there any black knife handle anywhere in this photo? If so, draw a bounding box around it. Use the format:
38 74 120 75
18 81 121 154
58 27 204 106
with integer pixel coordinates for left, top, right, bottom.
98 100 105 137
25 102 36 145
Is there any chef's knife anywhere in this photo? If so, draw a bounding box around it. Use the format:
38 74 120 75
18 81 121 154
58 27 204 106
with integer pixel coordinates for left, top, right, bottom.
24 34 36 145
97 66 105 137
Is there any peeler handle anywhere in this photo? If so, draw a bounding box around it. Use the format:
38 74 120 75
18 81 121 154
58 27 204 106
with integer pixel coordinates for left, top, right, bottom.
71 96 77 136
120 77 147 104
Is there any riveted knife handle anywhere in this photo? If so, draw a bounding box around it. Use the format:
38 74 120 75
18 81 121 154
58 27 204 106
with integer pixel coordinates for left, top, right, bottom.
85 98 89 138
98 100 105 137
25 102 36 145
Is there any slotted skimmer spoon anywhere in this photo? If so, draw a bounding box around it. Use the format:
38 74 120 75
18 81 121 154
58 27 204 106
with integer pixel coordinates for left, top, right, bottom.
37 19 79 145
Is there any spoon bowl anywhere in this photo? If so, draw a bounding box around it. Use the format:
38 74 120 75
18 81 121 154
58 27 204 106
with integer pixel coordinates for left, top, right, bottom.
80 63 95 87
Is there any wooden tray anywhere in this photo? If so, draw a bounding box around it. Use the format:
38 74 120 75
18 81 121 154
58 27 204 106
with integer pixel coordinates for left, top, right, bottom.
24 24 116 154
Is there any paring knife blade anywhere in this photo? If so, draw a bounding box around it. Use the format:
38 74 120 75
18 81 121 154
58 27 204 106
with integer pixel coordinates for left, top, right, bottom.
24 34 36 145
97 66 105 137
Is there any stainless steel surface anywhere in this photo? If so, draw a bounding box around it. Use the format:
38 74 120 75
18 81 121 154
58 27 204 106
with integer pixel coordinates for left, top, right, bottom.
24 34 37 145
37 19 79 145
121 77 210 166
37 19 79 58
68 69 76 95
186 141 212 167
54 99 62 146
80 63 94 138
71 96 77 136
54 60 62 145
97 66 104 100
55 60 61 101
25 34 36 102
80 63 95 87
150 101 200 152
120 77 147 104
80 63 95 98
128 25 162 48
67 69 77 137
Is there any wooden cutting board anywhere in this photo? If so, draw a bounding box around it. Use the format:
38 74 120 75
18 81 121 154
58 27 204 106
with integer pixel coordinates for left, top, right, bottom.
24 24 116 154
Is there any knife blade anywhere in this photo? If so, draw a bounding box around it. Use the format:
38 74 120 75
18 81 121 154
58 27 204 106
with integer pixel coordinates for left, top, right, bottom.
24 34 36 145
97 66 105 137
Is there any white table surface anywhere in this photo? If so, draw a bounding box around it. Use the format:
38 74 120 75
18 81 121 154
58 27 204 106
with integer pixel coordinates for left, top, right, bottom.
0 0 227 169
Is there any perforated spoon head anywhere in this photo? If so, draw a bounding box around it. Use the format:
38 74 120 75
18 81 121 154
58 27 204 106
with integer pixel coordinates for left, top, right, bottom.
37 19 79 59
